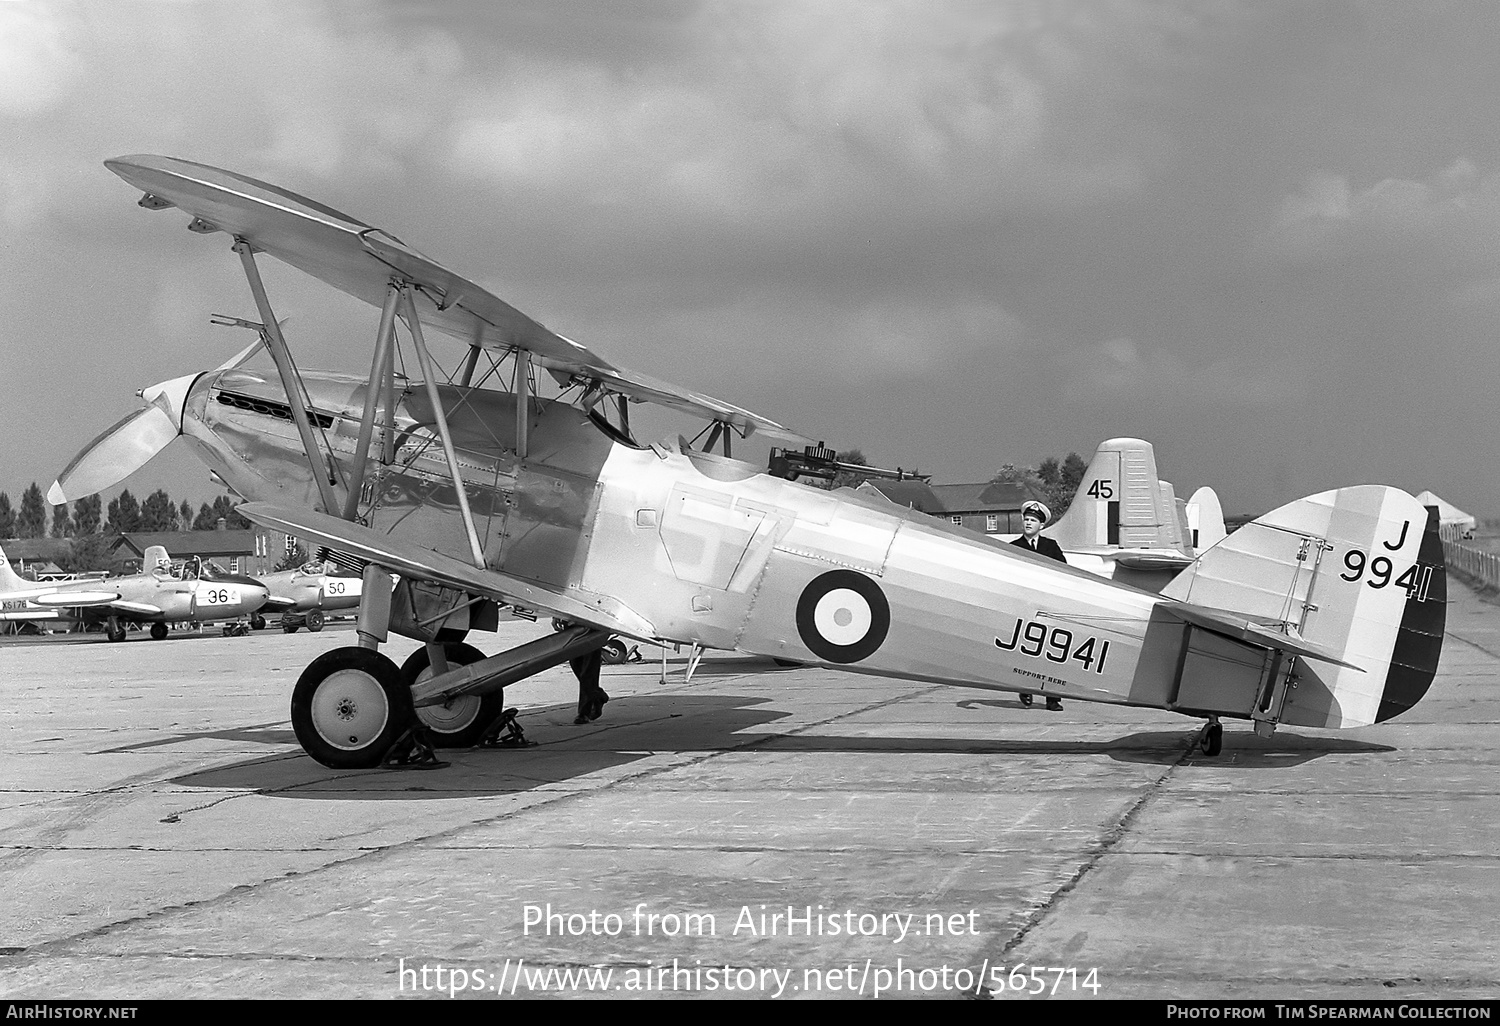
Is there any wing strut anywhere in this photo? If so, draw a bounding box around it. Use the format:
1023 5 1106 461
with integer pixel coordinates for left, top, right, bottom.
342 281 402 521
398 285 488 569
232 239 342 516
515 350 530 460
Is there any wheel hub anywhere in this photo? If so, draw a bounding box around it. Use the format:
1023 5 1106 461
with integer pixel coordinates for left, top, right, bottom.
310 669 390 751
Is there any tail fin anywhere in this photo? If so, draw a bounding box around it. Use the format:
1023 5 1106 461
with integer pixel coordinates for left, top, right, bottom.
143 544 171 572
1045 438 1183 551
1161 486 1445 728
1186 486 1227 551
0 542 29 591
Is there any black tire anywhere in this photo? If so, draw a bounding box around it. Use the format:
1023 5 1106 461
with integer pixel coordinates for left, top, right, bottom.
106 623 126 643
250 614 266 631
1202 722 1223 757
149 622 169 641
305 609 325 633
291 647 413 769
400 642 502 748
600 638 629 665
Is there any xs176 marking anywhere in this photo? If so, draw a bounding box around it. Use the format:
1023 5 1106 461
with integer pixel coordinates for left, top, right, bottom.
995 618 1110 673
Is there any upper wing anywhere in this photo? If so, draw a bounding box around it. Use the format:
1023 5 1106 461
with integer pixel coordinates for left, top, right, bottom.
105 155 811 445
236 502 657 639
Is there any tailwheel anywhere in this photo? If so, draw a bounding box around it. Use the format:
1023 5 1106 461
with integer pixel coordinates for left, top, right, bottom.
401 642 505 748
291 647 414 769
149 622 169 641
1199 719 1223 757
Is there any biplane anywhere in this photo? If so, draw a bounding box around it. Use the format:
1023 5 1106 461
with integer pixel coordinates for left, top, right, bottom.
0 541 268 641
52 155 1446 767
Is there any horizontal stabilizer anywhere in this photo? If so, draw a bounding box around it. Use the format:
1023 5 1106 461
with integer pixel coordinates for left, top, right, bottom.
1161 599 1364 671
1080 549 1196 571
236 502 656 639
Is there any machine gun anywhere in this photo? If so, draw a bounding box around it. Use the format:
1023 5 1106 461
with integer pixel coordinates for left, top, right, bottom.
767 443 931 486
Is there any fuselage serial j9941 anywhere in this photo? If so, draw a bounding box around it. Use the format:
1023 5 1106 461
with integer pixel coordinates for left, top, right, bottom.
52 155 1446 768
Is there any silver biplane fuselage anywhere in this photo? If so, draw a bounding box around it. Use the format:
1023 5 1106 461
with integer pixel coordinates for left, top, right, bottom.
174 365 1432 729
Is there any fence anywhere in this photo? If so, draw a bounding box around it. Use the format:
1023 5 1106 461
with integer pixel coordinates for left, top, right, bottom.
1441 523 1500 590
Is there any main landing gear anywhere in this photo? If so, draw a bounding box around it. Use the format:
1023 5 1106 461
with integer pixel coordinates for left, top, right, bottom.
291 647 420 770
1196 717 1223 757
286 578 615 769
400 642 509 749
281 608 325 633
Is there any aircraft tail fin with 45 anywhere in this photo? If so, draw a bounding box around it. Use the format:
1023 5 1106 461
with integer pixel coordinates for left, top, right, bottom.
1160 486 1445 729
1045 438 1191 556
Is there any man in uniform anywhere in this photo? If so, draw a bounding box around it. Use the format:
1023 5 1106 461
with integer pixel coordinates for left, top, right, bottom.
1010 499 1067 711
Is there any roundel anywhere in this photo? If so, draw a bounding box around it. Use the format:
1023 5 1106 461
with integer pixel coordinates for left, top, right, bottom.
795 569 891 664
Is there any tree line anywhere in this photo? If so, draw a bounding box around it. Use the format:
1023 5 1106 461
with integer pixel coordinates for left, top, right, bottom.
990 453 1089 520
0 485 250 543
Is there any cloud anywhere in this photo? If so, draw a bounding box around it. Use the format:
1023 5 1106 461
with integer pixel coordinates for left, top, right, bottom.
1259 160 1500 284
0 3 82 115
1058 336 1310 407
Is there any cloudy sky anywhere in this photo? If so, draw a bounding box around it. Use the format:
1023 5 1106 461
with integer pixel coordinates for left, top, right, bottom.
3 1 1498 519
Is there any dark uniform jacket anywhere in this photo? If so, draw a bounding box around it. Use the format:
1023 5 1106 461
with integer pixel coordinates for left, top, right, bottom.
1010 534 1068 564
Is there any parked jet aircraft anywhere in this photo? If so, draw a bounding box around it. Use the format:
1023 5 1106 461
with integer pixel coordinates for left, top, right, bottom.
0 542 268 641
1042 438 1226 591
258 560 363 633
52 154 1446 768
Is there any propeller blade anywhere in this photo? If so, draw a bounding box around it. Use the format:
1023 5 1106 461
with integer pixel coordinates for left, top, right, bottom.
48 405 180 504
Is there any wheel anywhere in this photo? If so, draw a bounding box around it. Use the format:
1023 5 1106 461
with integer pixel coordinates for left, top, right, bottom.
1018 693 1033 708
599 638 629 665
250 614 266 630
106 623 126 643
400 642 502 748
282 617 300 634
305 609 325 632
291 647 414 769
1201 722 1223 757
149 622 169 641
